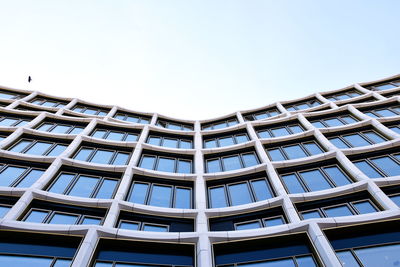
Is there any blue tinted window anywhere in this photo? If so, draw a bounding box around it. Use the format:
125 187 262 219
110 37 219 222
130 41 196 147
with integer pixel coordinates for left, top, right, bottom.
283 145 308 159
282 174 305 194
336 250 360 267
125 133 138 142
81 217 102 225
140 156 156 169
354 243 400 267
219 137 235 147
0 206 10 218
175 187 191 209
25 210 49 223
106 131 124 141
119 221 140 230
52 125 70 134
323 166 351 186
222 156 241 171
25 142 52 155
16 169 44 188
163 138 178 148
329 137 349 149
96 179 118 198
375 109 397 117
311 121 325 128
343 134 370 147
68 175 98 198
149 185 172 207
242 153 258 167
271 127 290 137
354 161 382 178
36 123 53 131
0 255 53 266
205 139 218 148
341 116 357 124
303 142 324 155
264 217 284 227
93 130 107 139
180 140 192 149
251 179 273 200
258 130 272 138
49 173 74 194
91 150 114 164
236 221 261 230
177 159 191 173
268 148 286 161
143 224 168 232
0 166 27 187
228 182 252 206
47 144 67 157
9 140 31 153
74 148 93 161
207 159 221 172
370 156 400 176
289 125 303 134
113 153 130 165
209 186 227 208
301 210 322 220
353 201 377 214
390 194 400 206
49 213 79 224
324 205 353 217
69 127 84 135
235 134 249 143
296 256 317 267
324 118 344 127
300 169 331 191
363 131 386 143
156 157 175 172
128 183 149 204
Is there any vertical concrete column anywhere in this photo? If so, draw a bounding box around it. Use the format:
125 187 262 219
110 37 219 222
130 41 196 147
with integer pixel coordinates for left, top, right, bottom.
71 228 98 267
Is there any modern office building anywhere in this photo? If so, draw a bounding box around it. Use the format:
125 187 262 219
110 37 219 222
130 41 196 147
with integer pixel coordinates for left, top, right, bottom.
0 74 399 266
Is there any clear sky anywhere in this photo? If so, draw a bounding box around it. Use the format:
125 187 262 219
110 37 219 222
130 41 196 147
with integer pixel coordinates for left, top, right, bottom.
0 0 399 120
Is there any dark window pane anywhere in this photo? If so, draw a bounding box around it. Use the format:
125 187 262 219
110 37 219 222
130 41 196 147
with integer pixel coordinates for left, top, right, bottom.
149 185 172 207
25 210 49 223
282 174 305 194
222 155 242 171
324 205 353 217
175 187 191 209
343 134 370 147
283 145 308 159
271 127 290 137
303 142 324 155
128 182 148 204
207 159 221 172
300 169 332 191
329 137 350 149
0 166 27 186
371 156 400 176
323 166 351 186
156 157 175 172
49 213 79 224
268 149 286 161
49 173 74 194
209 186 227 208
228 182 252 206
353 201 377 214
139 156 156 169
96 179 118 198
90 150 114 164
251 179 273 200
68 175 98 198
354 160 383 178
15 169 44 188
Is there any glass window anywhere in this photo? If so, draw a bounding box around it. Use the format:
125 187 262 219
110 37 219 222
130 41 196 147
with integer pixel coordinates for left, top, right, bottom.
329 137 349 149
263 217 285 227
142 223 168 232
281 174 305 194
156 157 175 172
353 200 377 214
324 205 353 217
15 169 44 188
175 187 191 209
325 118 344 127
25 209 49 223
0 205 11 218
354 243 400 266
68 175 99 198
354 161 383 178
222 155 241 171
251 179 274 200
209 186 227 208
242 153 259 167
268 148 286 161
49 213 79 224
283 145 308 159
236 221 261 230
140 155 156 169
370 156 400 176
301 210 322 220
207 159 221 172
343 134 370 147
149 185 172 207
128 182 149 204
96 179 118 199
323 166 351 186
228 183 252 206
177 159 191 173
0 166 27 187
300 169 332 191
91 150 114 164
119 221 140 230
271 127 290 137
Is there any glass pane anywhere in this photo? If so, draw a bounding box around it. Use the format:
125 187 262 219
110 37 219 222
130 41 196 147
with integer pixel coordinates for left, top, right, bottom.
324 205 353 217
9 140 31 153
156 157 175 172
48 173 75 194
341 116 358 124
53 259 72 267
301 210 322 220
390 194 400 206
139 155 156 169
25 142 52 155
289 125 303 134
254 113 268 120
113 152 130 165
51 125 70 134
354 243 400 267
207 159 222 172
268 148 286 161
311 121 325 128
205 139 218 148
323 166 351 186
81 217 102 225
236 221 261 230
96 179 118 198
300 169 332 191
242 153 258 167
47 144 67 157
177 159 191 173
149 185 172 207
353 201 377 214
258 130 272 139
296 256 317 267
68 175 99 198
143 224 168 232
0 206 10 218
281 174 305 194
336 251 360 267
303 142 324 155
213 122 226 129
36 123 53 131
180 140 192 149
297 103 310 110
0 166 27 186
92 130 107 139
74 148 93 161
389 126 400 134
175 187 191 209
0 255 53 266
49 213 79 224
125 133 138 142
370 156 400 176
375 84 397 90
235 134 249 143
17 120 30 127
364 111 378 118
128 182 149 204
209 186 227 208
218 136 235 147
343 134 370 147
16 169 44 188
240 258 295 267
161 138 177 148
126 116 138 123
222 155 242 171
24 210 49 223
106 131 125 141
363 131 386 143
329 137 350 149
283 145 308 159
324 118 345 127
263 217 284 227
251 179 273 200
168 123 181 130
0 92 16 99
375 109 397 117
271 127 290 137
228 182 252 206
69 127 84 135
353 161 383 178
84 108 97 115
90 150 114 164
119 221 139 230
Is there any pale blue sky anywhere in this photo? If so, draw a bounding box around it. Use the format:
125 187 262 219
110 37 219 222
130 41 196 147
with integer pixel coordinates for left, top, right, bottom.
0 0 399 119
